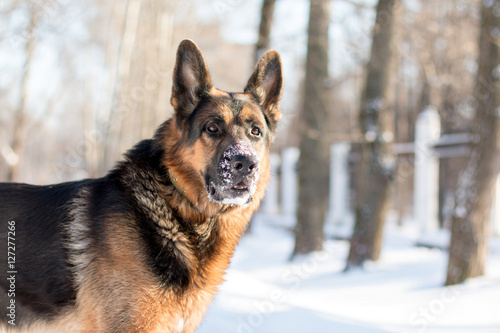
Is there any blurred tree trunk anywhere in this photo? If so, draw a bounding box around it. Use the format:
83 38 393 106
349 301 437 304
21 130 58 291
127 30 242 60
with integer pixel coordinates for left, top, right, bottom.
7 5 36 182
103 0 142 170
292 0 331 256
154 8 175 126
345 0 398 270
445 0 500 286
255 0 276 63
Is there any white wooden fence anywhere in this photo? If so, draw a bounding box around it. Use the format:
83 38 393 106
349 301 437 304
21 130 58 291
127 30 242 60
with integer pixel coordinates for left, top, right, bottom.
259 108 500 237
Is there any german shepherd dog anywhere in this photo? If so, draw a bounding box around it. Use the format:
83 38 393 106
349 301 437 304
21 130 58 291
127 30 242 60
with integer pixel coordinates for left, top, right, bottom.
0 39 282 332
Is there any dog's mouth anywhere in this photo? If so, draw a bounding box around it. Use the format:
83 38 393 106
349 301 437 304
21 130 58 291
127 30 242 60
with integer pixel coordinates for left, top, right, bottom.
207 179 256 206
233 181 249 191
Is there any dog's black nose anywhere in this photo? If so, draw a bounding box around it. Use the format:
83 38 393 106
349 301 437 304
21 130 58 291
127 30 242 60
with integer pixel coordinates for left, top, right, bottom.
230 154 258 175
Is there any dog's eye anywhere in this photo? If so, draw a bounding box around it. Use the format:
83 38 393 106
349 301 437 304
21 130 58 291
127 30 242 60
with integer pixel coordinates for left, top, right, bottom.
206 124 219 133
251 126 261 137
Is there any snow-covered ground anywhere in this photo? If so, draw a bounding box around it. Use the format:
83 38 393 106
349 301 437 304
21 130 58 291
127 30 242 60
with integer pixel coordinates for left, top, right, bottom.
198 217 500 333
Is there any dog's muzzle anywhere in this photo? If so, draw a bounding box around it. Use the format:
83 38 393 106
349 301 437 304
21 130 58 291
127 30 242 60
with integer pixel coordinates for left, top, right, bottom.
207 142 259 206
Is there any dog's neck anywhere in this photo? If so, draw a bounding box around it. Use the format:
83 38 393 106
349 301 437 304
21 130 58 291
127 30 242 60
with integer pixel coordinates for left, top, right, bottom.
121 153 254 272
161 179 253 296
167 168 198 209
163 168 257 291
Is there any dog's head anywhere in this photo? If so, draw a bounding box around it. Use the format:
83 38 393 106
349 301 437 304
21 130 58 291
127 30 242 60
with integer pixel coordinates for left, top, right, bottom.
163 39 282 212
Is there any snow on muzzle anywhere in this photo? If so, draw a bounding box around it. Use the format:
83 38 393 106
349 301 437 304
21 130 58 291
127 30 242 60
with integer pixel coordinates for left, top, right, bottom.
207 142 260 206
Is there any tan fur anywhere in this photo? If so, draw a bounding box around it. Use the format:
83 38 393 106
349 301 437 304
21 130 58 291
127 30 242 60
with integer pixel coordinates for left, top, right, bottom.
209 86 229 98
0 313 81 333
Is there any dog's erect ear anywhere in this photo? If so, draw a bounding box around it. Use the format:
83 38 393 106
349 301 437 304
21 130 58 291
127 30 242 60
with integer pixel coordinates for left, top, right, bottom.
244 50 283 131
171 39 212 121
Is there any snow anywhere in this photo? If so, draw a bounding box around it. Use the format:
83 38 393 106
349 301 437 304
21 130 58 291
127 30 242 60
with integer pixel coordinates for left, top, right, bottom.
197 217 500 333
